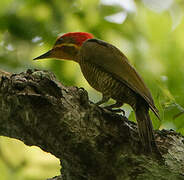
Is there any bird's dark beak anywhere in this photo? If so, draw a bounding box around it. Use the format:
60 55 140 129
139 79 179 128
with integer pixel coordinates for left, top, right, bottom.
33 50 52 60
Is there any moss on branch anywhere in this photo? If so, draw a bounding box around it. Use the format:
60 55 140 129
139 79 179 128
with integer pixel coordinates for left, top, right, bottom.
0 69 184 180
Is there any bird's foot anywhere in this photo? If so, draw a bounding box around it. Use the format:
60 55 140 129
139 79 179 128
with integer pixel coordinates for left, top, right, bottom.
104 107 125 115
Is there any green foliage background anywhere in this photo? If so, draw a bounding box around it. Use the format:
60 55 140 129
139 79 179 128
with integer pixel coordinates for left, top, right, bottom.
0 0 184 179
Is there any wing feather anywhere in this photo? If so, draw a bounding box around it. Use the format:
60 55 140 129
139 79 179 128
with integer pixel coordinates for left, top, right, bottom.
79 39 159 118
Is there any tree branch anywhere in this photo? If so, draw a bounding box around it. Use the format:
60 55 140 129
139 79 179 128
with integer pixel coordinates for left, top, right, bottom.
0 69 184 180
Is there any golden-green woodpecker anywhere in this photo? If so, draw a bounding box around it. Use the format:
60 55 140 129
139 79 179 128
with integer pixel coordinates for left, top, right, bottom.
34 32 159 153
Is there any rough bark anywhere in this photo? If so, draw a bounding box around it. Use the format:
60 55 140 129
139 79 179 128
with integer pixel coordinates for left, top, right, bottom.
0 69 184 180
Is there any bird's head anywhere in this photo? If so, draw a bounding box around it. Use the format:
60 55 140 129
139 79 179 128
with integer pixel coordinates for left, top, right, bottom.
34 32 94 61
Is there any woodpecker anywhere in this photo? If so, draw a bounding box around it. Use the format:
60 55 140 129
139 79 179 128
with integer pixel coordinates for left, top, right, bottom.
34 32 159 153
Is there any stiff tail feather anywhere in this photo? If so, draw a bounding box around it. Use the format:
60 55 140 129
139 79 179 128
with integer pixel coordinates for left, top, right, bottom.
135 102 158 153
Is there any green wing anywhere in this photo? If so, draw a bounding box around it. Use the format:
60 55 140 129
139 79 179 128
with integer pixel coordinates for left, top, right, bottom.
80 39 159 118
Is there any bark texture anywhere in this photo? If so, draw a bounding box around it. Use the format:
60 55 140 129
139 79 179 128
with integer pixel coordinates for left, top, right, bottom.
0 69 184 180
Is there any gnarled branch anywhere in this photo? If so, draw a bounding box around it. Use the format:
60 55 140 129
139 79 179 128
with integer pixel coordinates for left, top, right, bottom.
0 69 184 180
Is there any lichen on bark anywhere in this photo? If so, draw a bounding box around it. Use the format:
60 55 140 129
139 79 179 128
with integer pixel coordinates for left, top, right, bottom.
0 69 184 180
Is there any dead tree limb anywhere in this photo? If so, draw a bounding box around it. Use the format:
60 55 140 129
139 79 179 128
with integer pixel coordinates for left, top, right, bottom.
0 69 184 180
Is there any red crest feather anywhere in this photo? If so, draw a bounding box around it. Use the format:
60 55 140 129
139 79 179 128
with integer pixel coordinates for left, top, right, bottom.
61 32 94 46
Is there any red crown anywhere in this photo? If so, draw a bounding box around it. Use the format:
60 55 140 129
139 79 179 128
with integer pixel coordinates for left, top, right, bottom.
61 32 94 46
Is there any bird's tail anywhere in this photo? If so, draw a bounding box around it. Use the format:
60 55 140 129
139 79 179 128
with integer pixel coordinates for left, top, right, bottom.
135 100 158 153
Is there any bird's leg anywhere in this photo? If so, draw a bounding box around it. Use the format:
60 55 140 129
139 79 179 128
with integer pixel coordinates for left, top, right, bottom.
95 95 110 106
105 101 123 109
104 101 125 114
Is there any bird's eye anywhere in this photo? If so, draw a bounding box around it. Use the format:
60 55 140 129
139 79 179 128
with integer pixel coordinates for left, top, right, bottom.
55 38 64 45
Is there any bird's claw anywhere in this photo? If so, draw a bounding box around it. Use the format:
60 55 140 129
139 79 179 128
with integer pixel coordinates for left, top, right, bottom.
104 107 125 115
